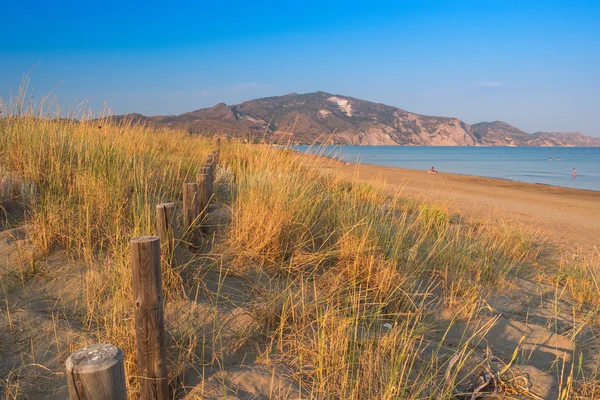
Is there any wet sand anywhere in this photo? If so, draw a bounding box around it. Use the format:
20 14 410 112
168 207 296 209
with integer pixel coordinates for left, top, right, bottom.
314 158 600 257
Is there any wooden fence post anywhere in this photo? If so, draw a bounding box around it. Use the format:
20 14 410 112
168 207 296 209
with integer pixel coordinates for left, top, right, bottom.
155 203 177 269
196 167 210 214
206 154 214 182
212 149 219 166
66 343 127 400
130 236 169 400
182 183 201 247
206 155 215 201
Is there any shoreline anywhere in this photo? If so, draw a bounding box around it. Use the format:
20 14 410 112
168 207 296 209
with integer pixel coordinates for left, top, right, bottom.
302 152 600 255
292 146 599 194
355 162 600 197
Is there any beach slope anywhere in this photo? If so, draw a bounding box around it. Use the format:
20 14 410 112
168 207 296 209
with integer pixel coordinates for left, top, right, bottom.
325 161 600 255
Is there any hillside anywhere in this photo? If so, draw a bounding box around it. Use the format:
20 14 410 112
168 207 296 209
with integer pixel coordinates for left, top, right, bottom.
114 92 600 146
471 121 533 146
472 121 600 147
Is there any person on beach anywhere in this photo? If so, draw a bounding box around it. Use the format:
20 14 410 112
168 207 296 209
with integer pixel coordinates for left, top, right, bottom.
549 157 552 161
428 167 438 174
557 157 561 161
573 168 577 178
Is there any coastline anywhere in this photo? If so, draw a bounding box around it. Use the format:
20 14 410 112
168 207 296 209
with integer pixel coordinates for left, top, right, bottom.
302 153 600 256
297 148 600 195
291 145 600 193
353 162 600 197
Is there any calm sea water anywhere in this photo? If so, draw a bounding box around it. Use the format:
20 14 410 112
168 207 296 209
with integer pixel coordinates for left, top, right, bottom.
295 146 600 192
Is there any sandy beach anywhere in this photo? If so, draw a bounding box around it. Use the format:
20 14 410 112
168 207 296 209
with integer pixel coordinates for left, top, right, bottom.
316 159 600 257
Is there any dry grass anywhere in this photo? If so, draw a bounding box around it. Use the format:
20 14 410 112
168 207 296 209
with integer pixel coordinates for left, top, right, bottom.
0 108 217 396
0 89 599 399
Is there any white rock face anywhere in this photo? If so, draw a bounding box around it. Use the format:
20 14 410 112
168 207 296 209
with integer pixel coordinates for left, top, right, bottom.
327 96 353 116
318 109 331 118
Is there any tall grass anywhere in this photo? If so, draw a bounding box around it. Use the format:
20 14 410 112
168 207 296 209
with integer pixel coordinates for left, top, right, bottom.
2 94 591 399
217 144 540 398
0 112 218 396
225 147 536 299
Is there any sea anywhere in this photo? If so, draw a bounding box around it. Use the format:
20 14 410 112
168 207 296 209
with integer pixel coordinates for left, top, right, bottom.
294 146 600 192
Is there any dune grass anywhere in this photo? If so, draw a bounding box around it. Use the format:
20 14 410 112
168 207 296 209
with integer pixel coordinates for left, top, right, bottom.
217 144 543 398
0 98 598 399
0 113 219 396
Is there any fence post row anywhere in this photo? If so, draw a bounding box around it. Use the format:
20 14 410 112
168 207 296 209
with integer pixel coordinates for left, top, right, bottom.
130 236 169 400
65 148 223 399
66 343 127 400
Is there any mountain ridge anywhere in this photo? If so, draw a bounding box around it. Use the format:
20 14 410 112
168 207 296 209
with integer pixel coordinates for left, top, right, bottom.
113 91 600 147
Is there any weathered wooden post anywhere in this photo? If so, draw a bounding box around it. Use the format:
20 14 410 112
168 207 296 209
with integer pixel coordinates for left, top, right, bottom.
196 167 210 213
213 152 219 181
155 203 177 269
212 149 219 166
66 343 127 400
212 150 219 197
182 183 200 247
204 154 215 203
130 236 169 400
206 154 214 181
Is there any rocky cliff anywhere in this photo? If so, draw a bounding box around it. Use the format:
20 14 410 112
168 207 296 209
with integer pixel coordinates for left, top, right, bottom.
114 92 599 146
472 121 600 147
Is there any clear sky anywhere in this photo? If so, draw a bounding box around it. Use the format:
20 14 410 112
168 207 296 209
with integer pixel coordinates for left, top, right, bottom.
1 0 599 136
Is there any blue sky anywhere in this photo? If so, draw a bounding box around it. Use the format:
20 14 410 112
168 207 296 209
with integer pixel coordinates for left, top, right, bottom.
1 0 599 136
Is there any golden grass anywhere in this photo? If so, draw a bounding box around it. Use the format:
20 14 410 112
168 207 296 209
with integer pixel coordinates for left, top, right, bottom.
0 94 598 399
0 112 219 396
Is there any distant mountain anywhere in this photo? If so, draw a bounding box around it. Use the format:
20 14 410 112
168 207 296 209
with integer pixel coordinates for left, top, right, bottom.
472 121 600 147
531 131 600 147
113 92 599 146
471 121 532 146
